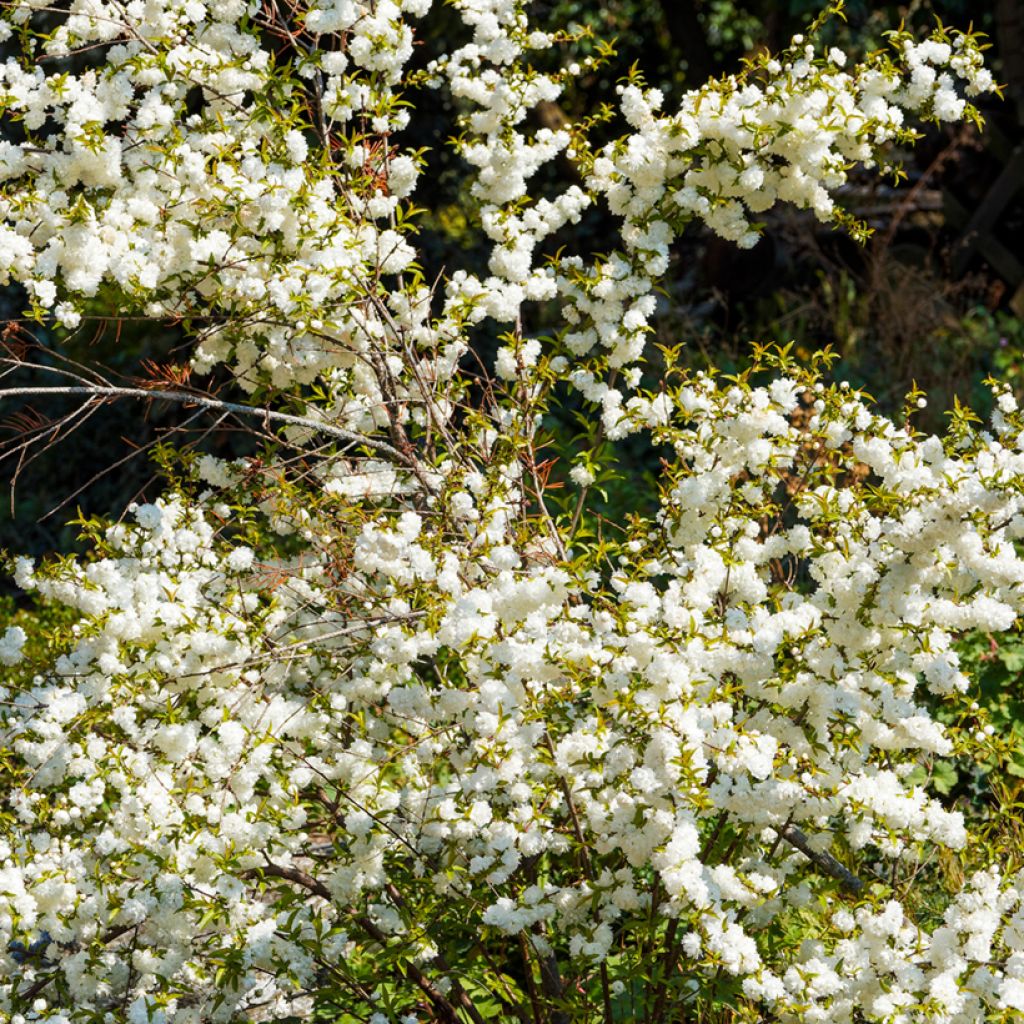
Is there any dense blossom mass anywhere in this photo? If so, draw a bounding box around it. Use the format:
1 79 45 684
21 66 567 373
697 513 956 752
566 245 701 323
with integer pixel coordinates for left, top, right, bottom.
0 1 1020 1023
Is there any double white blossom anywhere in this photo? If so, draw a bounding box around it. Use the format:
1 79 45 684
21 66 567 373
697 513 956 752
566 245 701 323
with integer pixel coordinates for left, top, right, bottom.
0 1 1016 1022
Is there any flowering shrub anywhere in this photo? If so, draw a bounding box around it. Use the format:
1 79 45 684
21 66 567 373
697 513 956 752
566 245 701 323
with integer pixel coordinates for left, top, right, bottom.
1 1 1021 1022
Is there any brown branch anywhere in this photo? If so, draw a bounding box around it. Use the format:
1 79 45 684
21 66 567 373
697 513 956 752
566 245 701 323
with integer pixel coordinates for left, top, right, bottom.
545 736 612 1024
248 862 464 1024
777 825 864 894
384 882 488 1024
0 384 422 471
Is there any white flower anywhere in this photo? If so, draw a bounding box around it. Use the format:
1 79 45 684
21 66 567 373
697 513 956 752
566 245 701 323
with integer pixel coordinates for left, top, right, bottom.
570 464 595 487
226 547 255 572
0 625 26 665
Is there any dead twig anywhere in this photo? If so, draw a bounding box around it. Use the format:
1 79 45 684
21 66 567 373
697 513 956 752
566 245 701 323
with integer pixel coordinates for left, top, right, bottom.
0 384 427 476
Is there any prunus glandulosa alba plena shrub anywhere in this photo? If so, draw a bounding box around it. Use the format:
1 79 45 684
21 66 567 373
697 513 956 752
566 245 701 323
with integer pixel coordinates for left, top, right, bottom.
1 1 1022 1021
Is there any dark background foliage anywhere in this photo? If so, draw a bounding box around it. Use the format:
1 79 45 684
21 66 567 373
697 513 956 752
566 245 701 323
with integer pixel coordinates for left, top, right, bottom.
1 0 1023 562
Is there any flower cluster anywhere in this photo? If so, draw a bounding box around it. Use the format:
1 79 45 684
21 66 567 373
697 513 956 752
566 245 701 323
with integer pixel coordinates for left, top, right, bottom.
6 363 1024 1023
0 0 458 442
0 1 1019 1023
556 26 994 378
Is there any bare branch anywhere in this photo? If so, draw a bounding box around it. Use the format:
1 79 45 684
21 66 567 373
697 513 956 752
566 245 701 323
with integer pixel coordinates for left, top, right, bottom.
778 825 864 894
247 862 464 1024
0 384 425 474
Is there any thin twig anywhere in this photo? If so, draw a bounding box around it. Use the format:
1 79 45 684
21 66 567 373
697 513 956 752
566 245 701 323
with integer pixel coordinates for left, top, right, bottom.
248 861 464 1023
544 735 613 1024
0 385 423 471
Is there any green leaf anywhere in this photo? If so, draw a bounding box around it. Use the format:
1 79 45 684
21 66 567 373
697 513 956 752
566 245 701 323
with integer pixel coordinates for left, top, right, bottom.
932 760 959 796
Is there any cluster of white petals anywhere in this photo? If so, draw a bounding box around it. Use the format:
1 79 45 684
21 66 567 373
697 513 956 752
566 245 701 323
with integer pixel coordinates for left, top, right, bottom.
0 0 1018 1022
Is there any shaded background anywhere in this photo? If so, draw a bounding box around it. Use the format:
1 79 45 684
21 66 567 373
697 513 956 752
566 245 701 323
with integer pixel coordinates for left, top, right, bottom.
1 0 1023 562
